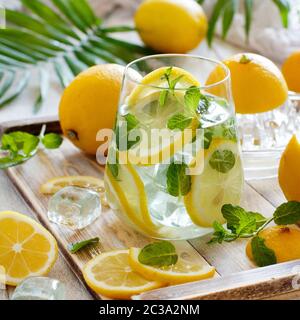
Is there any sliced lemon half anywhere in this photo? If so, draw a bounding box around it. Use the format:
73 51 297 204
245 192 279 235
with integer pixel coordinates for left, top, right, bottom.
83 249 164 299
119 66 200 166
184 139 244 227
129 245 215 285
40 176 104 194
0 211 58 286
105 162 158 236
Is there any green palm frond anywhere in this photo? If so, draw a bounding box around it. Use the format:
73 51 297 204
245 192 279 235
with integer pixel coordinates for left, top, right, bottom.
204 0 291 46
0 0 152 113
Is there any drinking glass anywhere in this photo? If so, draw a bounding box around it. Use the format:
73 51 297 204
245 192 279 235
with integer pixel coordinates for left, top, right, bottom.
104 54 244 240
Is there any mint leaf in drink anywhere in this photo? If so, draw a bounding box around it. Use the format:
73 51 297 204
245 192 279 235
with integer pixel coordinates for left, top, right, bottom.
204 130 213 149
208 221 237 244
251 236 277 267
138 241 178 267
159 89 169 106
198 94 210 114
209 149 236 173
184 86 201 113
167 113 193 131
169 75 184 90
166 162 191 197
69 237 99 254
116 113 140 151
42 133 63 149
222 204 267 235
273 201 300 225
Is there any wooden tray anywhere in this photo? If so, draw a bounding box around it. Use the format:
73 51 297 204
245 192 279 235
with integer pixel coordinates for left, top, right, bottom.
1 117 300 300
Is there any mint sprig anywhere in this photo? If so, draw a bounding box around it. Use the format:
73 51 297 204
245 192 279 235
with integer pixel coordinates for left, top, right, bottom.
0 126 63 169
69 237 99 254
167 113 193 131
166 162 191 197
138 241 178 267
209 201 300 267
209 149 236 173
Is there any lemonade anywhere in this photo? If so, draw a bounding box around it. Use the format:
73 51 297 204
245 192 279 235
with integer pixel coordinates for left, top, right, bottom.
104 55 244 240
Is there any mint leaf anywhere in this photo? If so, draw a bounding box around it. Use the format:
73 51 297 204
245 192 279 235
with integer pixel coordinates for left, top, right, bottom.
138 241 178 267
274 201 300 225
208 221 237 244
184 86 201 113
251 236 277 267
166 162 191 197
167 113 193 131
159 89 169 106
4 132 39 156
204 130 213 149
42 133 63 149
209 149 236 173
69 237 99 254
222 204 267 235
198 95 210 114
169 75 184 90
116 113 140 151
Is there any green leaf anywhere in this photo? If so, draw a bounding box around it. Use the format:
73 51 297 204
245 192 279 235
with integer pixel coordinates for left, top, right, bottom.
0 71 30 109
244 0 254 38
184 86 201 113
0 45 37 64
64 55 87 76
208 221 237 244
53 60 72 88
138 241 178 267
207 0 228 46
0 71 15 98
107 161 119 179
204 130 213 149
107 149 119 179
115 114 140 151
166 162 191 197
100 26 136 33
69 0 99 28
273 201 300 225
167 113 193 131
21 0 79 40
34 68 49 114
221 204 267 235
169 75 184 90
272 0 290 28
124 113 139 132
222 0 238 39
42 133 63 149
0 154 33 170
209 149 236 173
69 237 99 254
251 236 277 267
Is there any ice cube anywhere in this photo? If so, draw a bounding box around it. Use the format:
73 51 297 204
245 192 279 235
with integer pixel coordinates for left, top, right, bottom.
48 186 101 229
11 277 65 300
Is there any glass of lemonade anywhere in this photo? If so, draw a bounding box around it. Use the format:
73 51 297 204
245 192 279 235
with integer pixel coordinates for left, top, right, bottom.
104 54 244 240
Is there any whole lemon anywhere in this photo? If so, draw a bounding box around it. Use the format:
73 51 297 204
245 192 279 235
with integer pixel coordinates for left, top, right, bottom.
59 64 125 155
278 135 300 201
134 0 208 53
206 53 288 114
246 226 300 264
282 51 300 93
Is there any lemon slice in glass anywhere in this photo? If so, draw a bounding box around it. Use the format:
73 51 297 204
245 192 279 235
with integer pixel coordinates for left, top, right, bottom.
83 249 163 299
184 139 244 227
105 162 159 236
119 67 200 166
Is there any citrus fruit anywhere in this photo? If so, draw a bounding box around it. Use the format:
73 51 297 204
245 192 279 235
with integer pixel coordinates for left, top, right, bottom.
246 226 300 264
0 211 58 286
120 66 200 165
129 244 215 284
206 53 288 114
184 139 244 227
134 0 208 53
40 176 104 194
282 51 300 93
278 135 300 201
83 249 163 299
59 64 140 155
105 161 158 236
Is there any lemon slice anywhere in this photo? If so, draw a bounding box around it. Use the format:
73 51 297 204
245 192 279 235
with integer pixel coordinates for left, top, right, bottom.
119 66 200 166
83 250 163 299
0 211 58 286
105 163 158 236
129 245 215 285
184 139 244 227
40 176 104 194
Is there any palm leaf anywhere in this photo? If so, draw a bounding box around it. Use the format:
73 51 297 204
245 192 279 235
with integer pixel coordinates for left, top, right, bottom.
0 0 153 112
